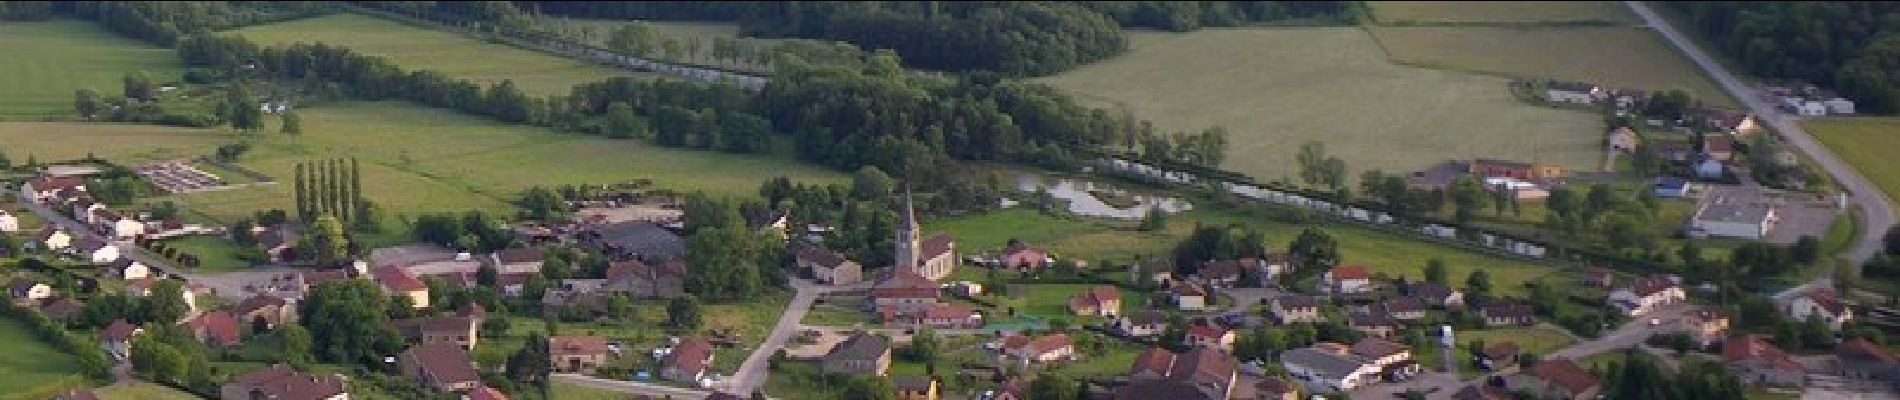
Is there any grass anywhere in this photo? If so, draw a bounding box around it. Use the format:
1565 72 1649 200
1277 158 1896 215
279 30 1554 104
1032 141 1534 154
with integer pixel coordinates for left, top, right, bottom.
1036 28 1602 181
550 382 634 400
1052 342 1149 379
0 318 86 400
0 20 186 118
0 122 235 165
93 382 201 400
154 101 847 226
540 19 803 75
762 360 849 399
228 13 647 97
801 303 875 327
1455 326 1578 357
159 235 252 273
989 283 1115 322
1807 118 1900 209
1823 207 1861 259
1367 1 1636 25
1366 26 1738 106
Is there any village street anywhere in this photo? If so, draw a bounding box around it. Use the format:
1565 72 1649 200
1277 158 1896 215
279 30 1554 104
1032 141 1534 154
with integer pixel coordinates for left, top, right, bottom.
16 186 282 301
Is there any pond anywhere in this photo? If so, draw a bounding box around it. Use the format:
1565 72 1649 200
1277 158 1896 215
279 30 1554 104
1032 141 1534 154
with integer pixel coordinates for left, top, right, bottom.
1012 173 1193 220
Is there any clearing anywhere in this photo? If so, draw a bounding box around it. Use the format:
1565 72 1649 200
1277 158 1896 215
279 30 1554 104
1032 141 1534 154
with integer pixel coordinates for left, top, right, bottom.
0 122 234 165
1036 28 1601 182
0 20 185 119
228 13 645 96
1367 1 1635 25
157 101 848 226
0 318 86 400
1806 118 1900 208
1367 26 1737 106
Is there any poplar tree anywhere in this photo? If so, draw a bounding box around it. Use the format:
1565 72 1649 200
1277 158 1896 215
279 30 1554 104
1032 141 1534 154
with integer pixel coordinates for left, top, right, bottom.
294 163 309 221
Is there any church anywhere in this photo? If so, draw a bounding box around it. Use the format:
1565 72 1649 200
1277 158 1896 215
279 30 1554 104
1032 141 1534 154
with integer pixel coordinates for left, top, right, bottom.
895 189 957 281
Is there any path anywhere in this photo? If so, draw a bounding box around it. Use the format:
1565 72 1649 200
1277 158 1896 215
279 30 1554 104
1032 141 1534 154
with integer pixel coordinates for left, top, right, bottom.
1628 0 1896 263
720 279 873 395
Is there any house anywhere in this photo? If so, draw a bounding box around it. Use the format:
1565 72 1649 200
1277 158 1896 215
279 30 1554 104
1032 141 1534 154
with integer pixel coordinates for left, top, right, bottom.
1481 302 1536 327
1825 98 1857 115
1000 333 1075 364
101 319 141 361
219 364 350 400
1259 253 1298 282
107 258 151 281
1382 297 1428 321
792 243 862 285
821 333 891 377
1837 338 1900 385
1115 310 1168 338
1722 335 1805 387
1348 312 1397 339
1507 359 1600 400
1581 268 1614 288
882 304 984 330
1170 283 1208 311
24 176 86 203
374 266 430 309
1352 338 1414 370
662 337 716 382
1607 275 1685 316
233 294 293 332
1122 346 1240 400
1545 81 1601 104
1270 295 1324 324
893 375 940 400
1257 377 1299 400
9 278 51 303
1067 285 1121 317
256 224 302 263
1655 140 1693 162
1406 282 1464 308
1653 178 1690 198
1197 259 1254 288
743 208 790 234
1477 342 1521 373
1451 384 1515 400
581 221 686 262
102 212 143 240
487 247 546 275
873 271 940 314
1688 199 1777 240
394 311 482 350
465 386 508 400
1472 158 1565 181
1608 127 1640 153
1185 323 1236 351
1798 100 1828 116
1281 347 1378 393
0 210 16 232
600 260 686 299
1686 306 1730 348
1697 108 1761 135
126 279 205 316
399 343 483 392
1702 135 1735 161
70 237 118 264
1000 239 1050 271
1788 289 1853 330
187 311 242 348
1322 266 1371 294
549 335 611 374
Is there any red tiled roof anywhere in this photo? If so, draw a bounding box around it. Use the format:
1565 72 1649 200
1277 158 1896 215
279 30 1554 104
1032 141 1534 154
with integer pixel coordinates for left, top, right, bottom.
1352 338 1409 359
666 337 714 376
227 364 349 400
234 294 288 316
550 336 610 358
374 266 426 292
1704 135 1734 153
28 176 85 193
1130 347 1175 376
920 234 954 259
466 386 508 400
1186 323 1229 340
1628 275 1677 297
873 271 939 299
1329 265 1370 280
102 319 137 342
189 311 242 347
402 343 480 387
1722 334 1803 373
1527 359 1599 395
1003 241 1047 258
921 304 978 320
1806 289 1848 315
1069 286 1119 310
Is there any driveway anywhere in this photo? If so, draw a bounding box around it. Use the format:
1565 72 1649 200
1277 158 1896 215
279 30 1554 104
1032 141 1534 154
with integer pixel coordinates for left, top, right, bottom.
1628 0 1895 263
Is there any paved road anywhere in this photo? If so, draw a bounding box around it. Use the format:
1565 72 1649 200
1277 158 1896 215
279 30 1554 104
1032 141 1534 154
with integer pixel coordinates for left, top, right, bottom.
1548 303 1697 360
720 279 874 395
1628 0 1896 263
554 374 717 400
17 186 289 301
18 187 178 276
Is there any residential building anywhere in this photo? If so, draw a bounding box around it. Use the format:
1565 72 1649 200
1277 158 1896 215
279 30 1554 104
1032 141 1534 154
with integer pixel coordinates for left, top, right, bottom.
0 211 16 232
394 313 482 350
1507 359 1600 400
399 343 482 392
1323 266 1371 294
1451 384 1514 400
1115 310 1167 338
1481 302 1536 327
1259 253 1297 283
1477 342 1521 374
24 176 86 203
465 386 507 400
882 304 983 330
1405 282 1463 308
1722 335 1805 387
1789 289 1853 330
821 333 892 376
1281 347 1378 393
1798 100 1827 116
1122 346 1239 400
1000 239 1049 271
894 189 957 281
1686 306 1730 348
792 243 862 285
1382 297 1428 321
1653 178 1690 198
1349 312 1397 339
1608 127 1640 153
487 247 546 275
1184 323 1235 351
548 335 611 375
1197 259 1252 287
1582 267 1614 288
1000 333 1074 365
600 260 686 299
872 271 940 314
580 221 685 262
234 294 294 331
1352 338 1414 369
374 266 430 309
38 227 72 251
1257 377 1298 400
1270 296 1323 324
893 375 939 400
108 258 150 281
101 319 141 361
1067 285 1121 317
257 224 301 263
187 311 242 348
1544 81 1601 104
1471 158 1566 181
1171 283 1208 311
70 237 118 264
1837 338 1900 385
662 337 715 383
1704 135 1736 161
219 363 350 400
1607 275 1685 316
8 278 51 303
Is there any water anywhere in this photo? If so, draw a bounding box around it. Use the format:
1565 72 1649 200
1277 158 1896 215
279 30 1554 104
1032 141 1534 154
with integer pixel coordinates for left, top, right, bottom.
1011 174 1193 220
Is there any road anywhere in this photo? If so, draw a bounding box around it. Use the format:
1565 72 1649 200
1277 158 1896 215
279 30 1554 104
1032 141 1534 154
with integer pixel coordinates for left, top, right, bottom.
1548 303 1697 360
719 279 873 395
17 186 286 300
1628 0 1896 263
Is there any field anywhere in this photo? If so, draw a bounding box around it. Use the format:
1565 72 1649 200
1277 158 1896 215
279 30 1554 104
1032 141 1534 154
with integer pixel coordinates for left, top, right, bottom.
0 122 235 165
1807 118 1900 209
228 13 645 96
156 101 847 226
160 236 252 273
1367 1 1635 24
1367 26 1738 106
0 21 186 119
0 318 86 400
92 382 201 400
1455 326 1578 357
1036 28 1602 181
550 382 632 400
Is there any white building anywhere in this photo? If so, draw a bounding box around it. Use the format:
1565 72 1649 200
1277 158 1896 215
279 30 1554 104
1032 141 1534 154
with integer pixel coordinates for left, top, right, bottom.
1322 266 1372 294
1688 199 1778 240
1824 98 1856 115
0 211 16 232
1798 101 1828 116
1545 81 1601 105
1607 275 1686 316
1282 347 1380 393
1789 289 1853 330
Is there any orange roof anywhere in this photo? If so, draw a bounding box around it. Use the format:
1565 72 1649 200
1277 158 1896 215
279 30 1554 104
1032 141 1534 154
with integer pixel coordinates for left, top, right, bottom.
1330 265 1370 280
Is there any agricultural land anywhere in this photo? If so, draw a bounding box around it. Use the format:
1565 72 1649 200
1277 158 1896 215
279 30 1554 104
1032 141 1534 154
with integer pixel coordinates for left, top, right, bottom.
1806 118 1900 206
0 21 185 119
0 318 85 400
0 122 234 164
1367 1 1636 25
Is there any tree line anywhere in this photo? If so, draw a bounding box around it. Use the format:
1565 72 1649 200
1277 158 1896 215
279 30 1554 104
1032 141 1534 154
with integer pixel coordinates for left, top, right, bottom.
292 158 377 232
1668 2 1900 113
55 1 333 46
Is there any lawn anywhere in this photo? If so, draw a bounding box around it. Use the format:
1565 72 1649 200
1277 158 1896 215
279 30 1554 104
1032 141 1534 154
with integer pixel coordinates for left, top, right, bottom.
1455 326 1578 357
550 382 634 400
762 360 849 400
1036 28 1602 182
93 382 201 400
0 20 186 119
228 13 646 96
154 101 847 226
1367 26 1738 106
1051 341 1149 379
1367 1 1635 25
0 122 235 165
1807 118 1900 209
0 318 87 400
159 235 253 273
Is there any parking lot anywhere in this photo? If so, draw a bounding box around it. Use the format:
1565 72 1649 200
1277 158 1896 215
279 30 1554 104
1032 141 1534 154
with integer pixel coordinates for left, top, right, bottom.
1699 183 1841 244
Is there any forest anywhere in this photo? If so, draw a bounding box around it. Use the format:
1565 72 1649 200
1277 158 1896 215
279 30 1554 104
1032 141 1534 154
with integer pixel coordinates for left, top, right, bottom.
1669 1 1900 113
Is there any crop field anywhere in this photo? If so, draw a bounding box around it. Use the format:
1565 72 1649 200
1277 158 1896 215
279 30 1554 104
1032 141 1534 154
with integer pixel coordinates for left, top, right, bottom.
1037 28 1601 182
1368 26 1737 106
1807 118 1900 206
156 101 848 226
0 21 185 119
0 122 235 164
228 13 646 96
0 318 85 400
1367 1 1635 24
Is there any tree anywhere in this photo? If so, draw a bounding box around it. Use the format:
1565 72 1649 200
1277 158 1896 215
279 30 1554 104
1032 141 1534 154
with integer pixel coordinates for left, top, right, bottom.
141 280 190 324
1424 258 1448 285
603 101 649 139
279 324 313 365
1792 235 1821 265
1029 371 1079 400
506 333 552 388
1465 269 1493 300
1289 228 1340 271
280 111 302 134
666 295 703 331
518 186 565 221
299 279 397 365
308 216 349 266
74 88 102 119
906 326 940 364
477 264 499 288
1298 141 1327 187
606 21 659 57
227 84 265 130
852 166 896 201
123 70 155 102
1140 207 1168 231
1448 175 1491 225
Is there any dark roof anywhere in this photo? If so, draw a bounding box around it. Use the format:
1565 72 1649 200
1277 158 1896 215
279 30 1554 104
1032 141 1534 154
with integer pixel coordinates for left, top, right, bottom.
39 297 83 319
1482 302 1535 319
493 247 545 264
234 294 288 316
102 319 138 342
1352 338 1409 359
1527 359 1599 395
1547 81 1597 92
1167 346 1236 391
1198 259 1244 279
824 333 890 363
1349 311 1394 328
590 221 685 260
743 209 787 229
1123 310 1168 326
258 224 302 249
893 375 935 392
72 236 110 253
1407 282 1456 300
1275 295 1319 309
920 234 954 259
1383 297 1427 313
1452 384 1513 400
1186 323 1229 339
1113 380 1214 400
227 364 350 400
8 278 39 297
791 243 850 269
402 343 480 386
1281 347 1367 381
1131 347 1175 376
1257 377 1295 395
1839 338 1899 365
1483 342 1521 360
394 316 475 337
666 337 715 375
1627 275 1677 297
549 336 610 358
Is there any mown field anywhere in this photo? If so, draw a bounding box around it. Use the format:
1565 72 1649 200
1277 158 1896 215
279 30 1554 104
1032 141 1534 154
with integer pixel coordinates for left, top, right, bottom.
156 101 848 226
0 21 185 119
228 13 646 96
0 318 86 400
1367 1 1635 24
1036 27 1601 182
1807 118 1900 208
0 122 235 164
1368 26 1738 106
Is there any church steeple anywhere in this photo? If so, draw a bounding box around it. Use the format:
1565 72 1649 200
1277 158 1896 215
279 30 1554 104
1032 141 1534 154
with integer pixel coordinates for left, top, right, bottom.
895 184 921 270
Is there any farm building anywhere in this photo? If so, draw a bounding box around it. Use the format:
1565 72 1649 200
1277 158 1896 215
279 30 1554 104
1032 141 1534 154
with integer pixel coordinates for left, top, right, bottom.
1544 81 1601 105
1688 199 1778 240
